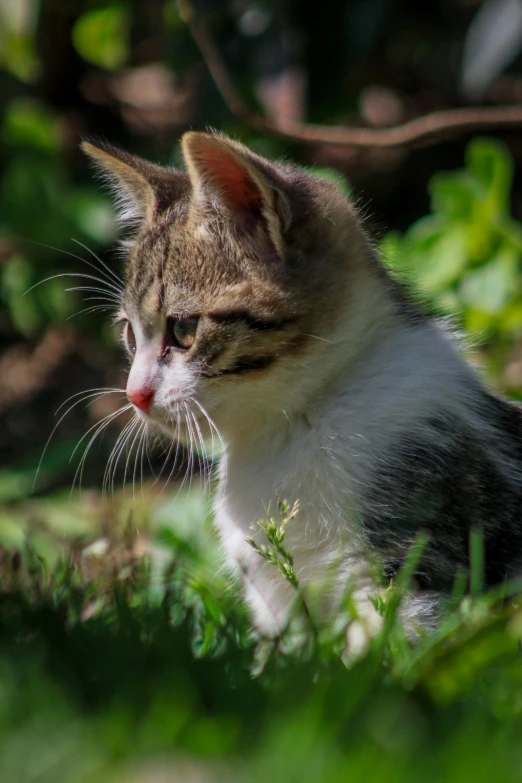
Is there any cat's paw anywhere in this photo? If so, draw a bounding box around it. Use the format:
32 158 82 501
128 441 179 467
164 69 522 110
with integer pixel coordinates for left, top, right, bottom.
344 599 384 659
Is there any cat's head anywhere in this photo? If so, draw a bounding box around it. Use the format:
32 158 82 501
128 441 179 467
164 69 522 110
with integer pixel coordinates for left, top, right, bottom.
82 132 380 444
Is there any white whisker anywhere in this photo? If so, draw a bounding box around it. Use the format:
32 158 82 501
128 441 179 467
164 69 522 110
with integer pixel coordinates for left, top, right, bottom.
123 419 146 496
70 403 132 498
33 388 127 492
138 424 149 501
70 237 123 289
104 416 138 497
188 406 211 492
23 238 124 294
23 271 123 300
150 410 184 498
179 402 194 493
56 387 126 416
66 285 121 302
67 304 117 320
190 397 226 484
103 417 134 494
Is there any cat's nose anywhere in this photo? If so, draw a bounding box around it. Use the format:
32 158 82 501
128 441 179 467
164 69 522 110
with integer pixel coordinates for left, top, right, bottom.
127 387 154 414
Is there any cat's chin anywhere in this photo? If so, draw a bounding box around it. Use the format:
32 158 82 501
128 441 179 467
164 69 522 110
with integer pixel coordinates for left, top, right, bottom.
143 415 184 440
146 410 210 443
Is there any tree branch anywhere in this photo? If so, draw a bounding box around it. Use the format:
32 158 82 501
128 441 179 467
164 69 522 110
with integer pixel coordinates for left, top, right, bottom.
177 0 522 149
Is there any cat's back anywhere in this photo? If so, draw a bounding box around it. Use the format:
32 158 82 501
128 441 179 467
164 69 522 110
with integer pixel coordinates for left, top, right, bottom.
361 376 522 590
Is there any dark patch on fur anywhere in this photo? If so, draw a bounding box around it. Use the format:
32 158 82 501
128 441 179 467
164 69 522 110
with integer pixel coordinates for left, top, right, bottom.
363 397 522 591
157 282 166 310
156 236 169 310
209 310 293 331
134 272 155 308
391 281 428 326
202 355 277 377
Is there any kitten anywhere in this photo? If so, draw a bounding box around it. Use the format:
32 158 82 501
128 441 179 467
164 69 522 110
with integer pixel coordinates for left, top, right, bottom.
82 132 522 640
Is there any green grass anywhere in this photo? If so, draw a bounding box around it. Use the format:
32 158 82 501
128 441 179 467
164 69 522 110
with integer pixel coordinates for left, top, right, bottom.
1 483 522 783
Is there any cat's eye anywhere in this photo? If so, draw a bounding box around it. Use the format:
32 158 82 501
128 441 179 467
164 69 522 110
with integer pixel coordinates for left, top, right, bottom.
166 316 199 350
126 322 136 354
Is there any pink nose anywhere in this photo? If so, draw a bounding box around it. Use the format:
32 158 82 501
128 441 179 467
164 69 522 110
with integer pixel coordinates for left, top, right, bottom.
127 388 154 414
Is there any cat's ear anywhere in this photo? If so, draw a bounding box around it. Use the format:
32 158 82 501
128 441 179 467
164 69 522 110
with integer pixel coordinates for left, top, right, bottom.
81 140 186 228
181 132 291 256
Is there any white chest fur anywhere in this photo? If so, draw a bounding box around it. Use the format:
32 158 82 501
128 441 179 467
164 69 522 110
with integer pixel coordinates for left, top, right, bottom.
212 319 480 636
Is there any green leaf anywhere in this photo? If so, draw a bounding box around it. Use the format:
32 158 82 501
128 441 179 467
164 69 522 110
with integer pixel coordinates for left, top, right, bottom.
419 225 469 293
459 245 518 315
0 470 34 504
379 230 403 266
467 137 513 217
40 277 76 322
0 32 40 83
1 98 58 150
0 513 26 548
405 215 446 250
69 191 116 244
152 487 213 555
429 171 477 221
0 254 42 336
72 6 130 71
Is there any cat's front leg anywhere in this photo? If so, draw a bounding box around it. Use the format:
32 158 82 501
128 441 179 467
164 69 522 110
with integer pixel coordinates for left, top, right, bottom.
240 557 299 636
344 582 439 657
222 521 299 636
344 585 385 657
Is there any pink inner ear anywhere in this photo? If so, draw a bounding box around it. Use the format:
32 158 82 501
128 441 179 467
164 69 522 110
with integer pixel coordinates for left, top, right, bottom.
195 143 264 214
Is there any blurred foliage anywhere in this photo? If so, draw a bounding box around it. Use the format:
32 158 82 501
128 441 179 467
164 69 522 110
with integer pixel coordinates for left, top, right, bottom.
382 138 522 379
72 5 131 72
0 0 40 83
0 97 115 337
1 485 522 782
